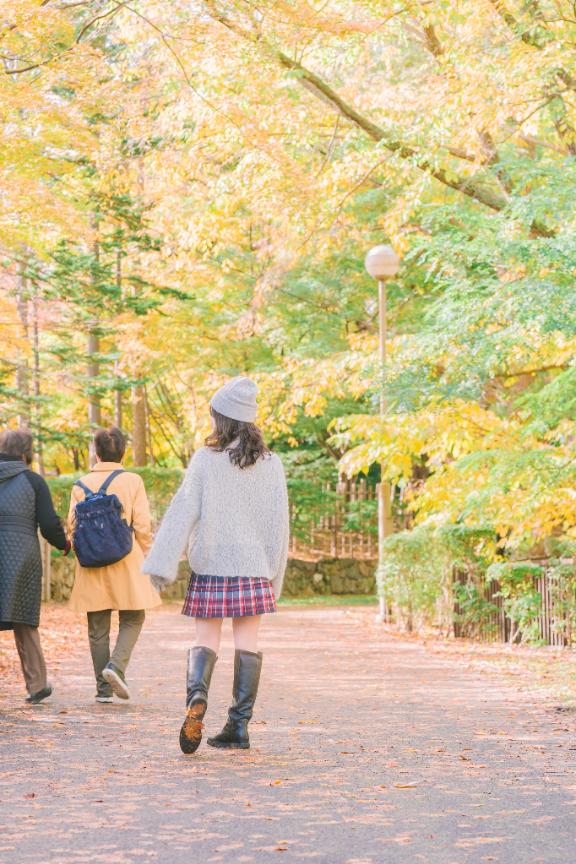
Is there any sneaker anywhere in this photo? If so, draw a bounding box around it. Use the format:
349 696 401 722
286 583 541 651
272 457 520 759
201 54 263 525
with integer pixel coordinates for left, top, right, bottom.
25 685 53 705
102 663 130 700
95 695 114 703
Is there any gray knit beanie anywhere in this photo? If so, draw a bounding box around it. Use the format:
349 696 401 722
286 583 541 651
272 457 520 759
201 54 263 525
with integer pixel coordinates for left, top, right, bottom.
210 376 258 423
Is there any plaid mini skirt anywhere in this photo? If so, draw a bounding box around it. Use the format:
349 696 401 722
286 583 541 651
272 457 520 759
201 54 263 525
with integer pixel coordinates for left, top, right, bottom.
182 574 277 619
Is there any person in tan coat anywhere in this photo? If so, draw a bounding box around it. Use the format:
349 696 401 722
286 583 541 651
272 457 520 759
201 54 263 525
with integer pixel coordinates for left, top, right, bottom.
68 427 161 702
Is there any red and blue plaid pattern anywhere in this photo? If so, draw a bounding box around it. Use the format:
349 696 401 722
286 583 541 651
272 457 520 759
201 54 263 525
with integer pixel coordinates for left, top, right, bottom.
182 574 277 619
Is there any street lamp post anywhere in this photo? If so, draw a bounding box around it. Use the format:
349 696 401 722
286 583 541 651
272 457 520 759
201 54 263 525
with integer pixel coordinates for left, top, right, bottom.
365 244 401 622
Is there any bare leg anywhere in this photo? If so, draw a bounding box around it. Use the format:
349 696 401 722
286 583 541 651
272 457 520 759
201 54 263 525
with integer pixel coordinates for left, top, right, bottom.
195 618 223 652
232 615 262 653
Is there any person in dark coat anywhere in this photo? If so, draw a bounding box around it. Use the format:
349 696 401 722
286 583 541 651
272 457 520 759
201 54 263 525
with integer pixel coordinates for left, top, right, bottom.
0 428 69 703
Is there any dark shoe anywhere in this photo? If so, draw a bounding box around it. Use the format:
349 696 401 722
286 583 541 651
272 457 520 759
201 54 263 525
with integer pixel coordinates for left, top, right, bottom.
179 646 218 755
25 685 52 705
207 650 262 750
102 663 130 700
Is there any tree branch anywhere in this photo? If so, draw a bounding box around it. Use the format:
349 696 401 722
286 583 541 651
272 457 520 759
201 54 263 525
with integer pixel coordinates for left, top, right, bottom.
2 1 130 73
76 1 131 42
487 0 576 90
203 1 554 236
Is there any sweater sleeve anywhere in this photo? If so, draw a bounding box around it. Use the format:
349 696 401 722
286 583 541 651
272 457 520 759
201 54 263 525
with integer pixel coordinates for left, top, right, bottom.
25 471 68 550
141 453 203 584
271 458 290 599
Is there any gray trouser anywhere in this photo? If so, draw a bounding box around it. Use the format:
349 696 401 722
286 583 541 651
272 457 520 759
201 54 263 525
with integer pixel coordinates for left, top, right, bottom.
87 610 145 697
13 624 47 695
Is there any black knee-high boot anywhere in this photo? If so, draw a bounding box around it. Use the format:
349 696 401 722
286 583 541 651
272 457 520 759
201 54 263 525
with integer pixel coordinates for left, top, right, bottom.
207 649 262 750
179 646 218 754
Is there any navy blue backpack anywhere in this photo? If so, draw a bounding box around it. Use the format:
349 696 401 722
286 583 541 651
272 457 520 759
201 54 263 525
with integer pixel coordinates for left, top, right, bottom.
73 469 134 568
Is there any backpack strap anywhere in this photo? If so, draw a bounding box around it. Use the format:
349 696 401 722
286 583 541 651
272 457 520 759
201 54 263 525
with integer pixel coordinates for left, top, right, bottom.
74 479 95 498
97 469 125 495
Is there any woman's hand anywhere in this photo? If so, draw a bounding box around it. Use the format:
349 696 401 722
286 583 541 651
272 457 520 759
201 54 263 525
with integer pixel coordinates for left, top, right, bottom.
150 573 169 592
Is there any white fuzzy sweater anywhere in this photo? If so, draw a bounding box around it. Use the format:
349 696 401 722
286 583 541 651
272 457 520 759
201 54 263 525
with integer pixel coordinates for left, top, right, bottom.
142 447 289 597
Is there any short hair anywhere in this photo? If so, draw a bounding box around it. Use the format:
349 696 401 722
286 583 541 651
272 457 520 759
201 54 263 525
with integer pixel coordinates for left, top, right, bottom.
94 427 126 462
0 428 33 465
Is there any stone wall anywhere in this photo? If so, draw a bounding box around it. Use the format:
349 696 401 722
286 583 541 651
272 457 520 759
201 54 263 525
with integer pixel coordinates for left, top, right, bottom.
48 557 376 602
282 558 376 597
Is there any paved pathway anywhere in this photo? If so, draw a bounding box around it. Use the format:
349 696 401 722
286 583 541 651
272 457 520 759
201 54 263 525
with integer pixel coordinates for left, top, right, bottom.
1 605 576 864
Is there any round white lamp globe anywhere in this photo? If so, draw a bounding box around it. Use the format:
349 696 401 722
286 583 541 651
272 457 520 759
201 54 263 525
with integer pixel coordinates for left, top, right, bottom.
365 245 400 280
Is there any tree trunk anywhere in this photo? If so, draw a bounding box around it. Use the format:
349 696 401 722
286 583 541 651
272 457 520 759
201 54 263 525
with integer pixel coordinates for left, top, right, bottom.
87 332 101 416
114 382 123 429
31 283 44 475
114 250 123 429
15 261 30 426
87 235 102 465
132 384 147 466
87 327 101 466
144 386 155 466
114 362 124 429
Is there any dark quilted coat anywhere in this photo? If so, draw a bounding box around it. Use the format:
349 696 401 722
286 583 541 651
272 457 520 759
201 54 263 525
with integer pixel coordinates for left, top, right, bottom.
0 458 67 630
0 461 43 629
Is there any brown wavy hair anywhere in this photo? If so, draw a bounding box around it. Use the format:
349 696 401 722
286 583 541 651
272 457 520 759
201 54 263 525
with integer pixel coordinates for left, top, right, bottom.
205 408 270 468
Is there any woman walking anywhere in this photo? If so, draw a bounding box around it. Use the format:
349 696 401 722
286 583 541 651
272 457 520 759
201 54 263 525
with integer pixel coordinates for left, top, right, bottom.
0 428 70 703
143 377 289 754
68 427 161 702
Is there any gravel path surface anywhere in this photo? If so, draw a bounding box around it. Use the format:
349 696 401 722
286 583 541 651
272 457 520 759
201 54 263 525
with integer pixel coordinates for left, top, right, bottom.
1 605 576 863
